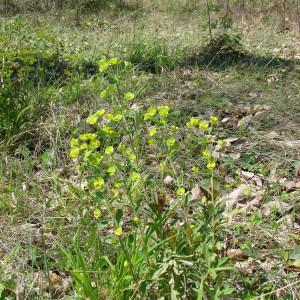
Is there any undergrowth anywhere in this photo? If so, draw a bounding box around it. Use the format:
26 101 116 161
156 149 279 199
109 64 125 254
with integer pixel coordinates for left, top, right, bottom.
0 5 300 300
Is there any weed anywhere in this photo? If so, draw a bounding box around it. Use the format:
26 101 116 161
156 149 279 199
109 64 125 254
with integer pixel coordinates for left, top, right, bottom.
66 57 233 299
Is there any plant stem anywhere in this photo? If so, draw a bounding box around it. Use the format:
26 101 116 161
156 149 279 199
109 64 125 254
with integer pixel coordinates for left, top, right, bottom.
206 0 213 44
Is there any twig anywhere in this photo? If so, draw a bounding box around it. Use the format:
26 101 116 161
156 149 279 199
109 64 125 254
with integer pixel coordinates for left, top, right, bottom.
250 279 300 300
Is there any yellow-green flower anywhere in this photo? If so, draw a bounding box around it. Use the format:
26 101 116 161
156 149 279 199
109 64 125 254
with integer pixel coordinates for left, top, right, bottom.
90 139 100 149
149 127 157 137
148 138 155 146
80 133 97 141
71 139 79 147
93 177 104 189
166 137 176 148
202 150 212 159
144 107 157 121
125 150 136 162
93 208 102 219
100 85 116 99
114 182 121 189
105 146 114 155
207 160 216 170
158 105 170 116
133 216 139 223
192 166 200 174
108 58 121 65
210 116 218 125
217 139 226 147
98 58 121 73
176 187 185 196
70 147 79 160
114 226 122 236
98 59 110 72
187 117 199 128
95 109 105 117
107 166 117 176
80 143 88 150
130 172 141 182
124 92 135 101
102 125 113 134
199 121 209 130
87 114 98 125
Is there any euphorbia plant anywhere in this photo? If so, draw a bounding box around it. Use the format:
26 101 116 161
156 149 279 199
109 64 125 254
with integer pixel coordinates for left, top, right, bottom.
67 57 233 299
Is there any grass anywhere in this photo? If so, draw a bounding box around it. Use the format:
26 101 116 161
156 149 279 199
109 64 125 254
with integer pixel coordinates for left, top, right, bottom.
1 1 300 299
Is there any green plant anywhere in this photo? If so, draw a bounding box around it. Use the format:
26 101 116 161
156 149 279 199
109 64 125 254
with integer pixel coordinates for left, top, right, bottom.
127 37 183 73
65 57 234 299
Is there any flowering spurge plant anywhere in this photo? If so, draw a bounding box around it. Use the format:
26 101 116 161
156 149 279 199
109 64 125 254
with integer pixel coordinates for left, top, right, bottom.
66 58 234 300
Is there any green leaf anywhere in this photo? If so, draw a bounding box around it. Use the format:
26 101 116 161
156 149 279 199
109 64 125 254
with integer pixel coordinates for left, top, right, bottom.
290 246 300 260
197 277 204 300
116 209 123 225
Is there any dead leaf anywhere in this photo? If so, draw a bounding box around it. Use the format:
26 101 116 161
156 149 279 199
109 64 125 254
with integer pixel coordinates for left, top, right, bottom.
295 163 300 178
227 249 248 261
191 185 201 201
222 184 249 211
234 258 256 274
239 192 263 213
262 199 292 217
288 259 300 270
49 271 72 297
278 140 300 148
225 137 239 146
221 117 231 123
285 180 300 192
238 115 252 128
164 175 175 187
240 170 264 187
249 92 258 98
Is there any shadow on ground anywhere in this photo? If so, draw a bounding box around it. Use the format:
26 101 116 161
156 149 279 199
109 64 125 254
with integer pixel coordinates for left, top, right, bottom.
184 33 299 72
